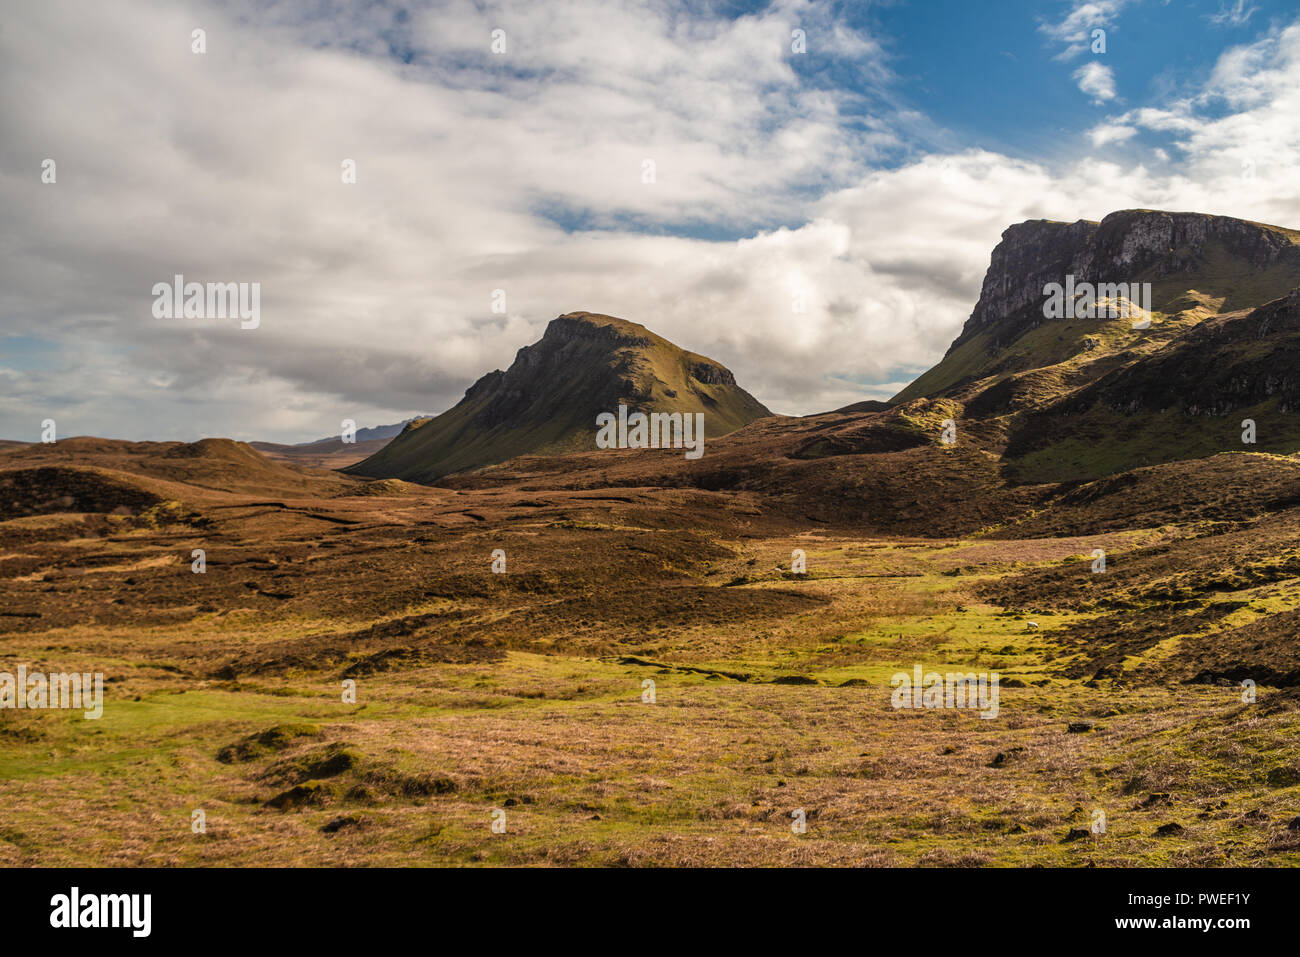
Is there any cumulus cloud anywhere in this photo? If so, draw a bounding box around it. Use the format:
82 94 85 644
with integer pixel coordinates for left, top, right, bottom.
2 1 1300 441
2 0 897 438
1074 61 1118 102
1088 123 1138 146
1100 22 1300 191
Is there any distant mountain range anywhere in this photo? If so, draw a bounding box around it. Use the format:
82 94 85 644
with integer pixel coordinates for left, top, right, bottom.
301 419 431 446
251 416 432 469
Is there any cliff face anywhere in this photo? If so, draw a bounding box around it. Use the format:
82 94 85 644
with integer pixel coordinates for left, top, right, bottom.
876 209 1300 482
1082 210 1300 275
349 312 770 483
955 218 1097 351
894 209 1300 404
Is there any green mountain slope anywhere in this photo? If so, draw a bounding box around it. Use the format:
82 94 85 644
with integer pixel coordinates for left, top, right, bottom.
1004 286 1300 481
348 312 771 483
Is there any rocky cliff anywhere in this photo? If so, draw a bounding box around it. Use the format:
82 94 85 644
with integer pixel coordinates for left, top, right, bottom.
894 209 1300 404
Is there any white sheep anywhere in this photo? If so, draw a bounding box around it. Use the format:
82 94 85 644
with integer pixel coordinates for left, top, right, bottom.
1026 621 1039 631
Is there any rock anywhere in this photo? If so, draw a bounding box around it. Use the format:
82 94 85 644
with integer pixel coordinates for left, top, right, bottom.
321 815 360 834
952 211 1298 356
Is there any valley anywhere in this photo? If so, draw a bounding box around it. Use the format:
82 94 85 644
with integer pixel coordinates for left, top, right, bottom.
4 208 1300 868
1 434 1299 866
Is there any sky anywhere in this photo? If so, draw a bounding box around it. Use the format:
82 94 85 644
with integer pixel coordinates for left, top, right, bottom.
2 0 1300 442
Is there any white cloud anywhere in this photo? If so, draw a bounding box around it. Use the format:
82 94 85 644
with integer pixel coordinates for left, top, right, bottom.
1210 1 1258 28
2 2 1300 441
1102 22 1300 189
0 0 899 437
1089 123 1138 146
1074 61 1118 102
1040 0 1129 59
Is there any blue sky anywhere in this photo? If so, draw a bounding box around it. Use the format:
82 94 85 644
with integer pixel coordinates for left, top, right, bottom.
878 2 1246 146
781 0 1300 167
3 0 1300 441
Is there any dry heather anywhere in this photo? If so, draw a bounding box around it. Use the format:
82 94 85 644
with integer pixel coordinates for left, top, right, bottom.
2 438 1299 866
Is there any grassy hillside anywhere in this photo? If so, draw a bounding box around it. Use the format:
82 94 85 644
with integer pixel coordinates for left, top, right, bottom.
350 312 771 483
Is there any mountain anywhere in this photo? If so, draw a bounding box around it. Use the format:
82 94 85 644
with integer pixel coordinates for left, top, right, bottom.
884 209 1300 481
250 417 433 470
893 209 1300 406
348 312 771 483
298 417 431 447
426 209 1300 535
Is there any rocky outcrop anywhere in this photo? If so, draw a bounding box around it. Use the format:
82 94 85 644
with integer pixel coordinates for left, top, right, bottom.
955 218 1097 350
892 209 1300 406
951 210 1300 354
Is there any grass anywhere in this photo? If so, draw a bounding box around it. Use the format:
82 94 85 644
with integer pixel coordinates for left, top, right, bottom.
4 515 1299 867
